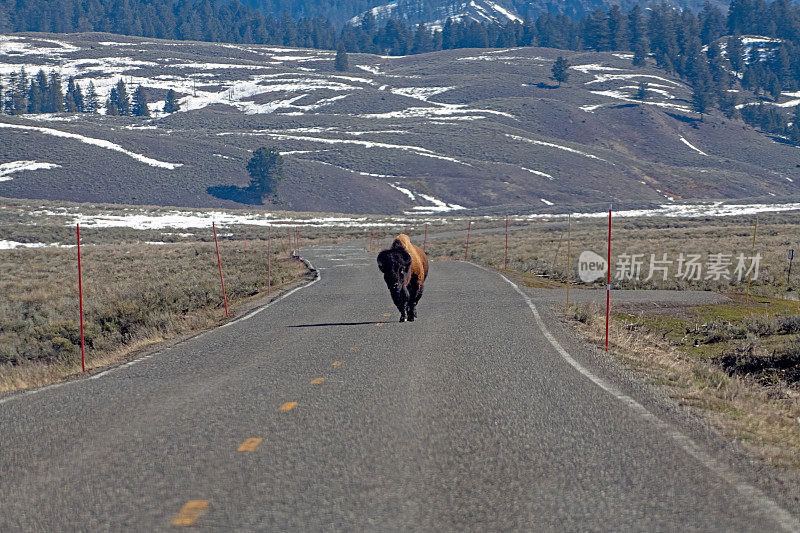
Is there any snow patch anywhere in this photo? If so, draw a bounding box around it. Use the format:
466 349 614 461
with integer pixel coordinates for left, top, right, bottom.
0 160 61 180
389 183 415 200
571 64 625 74
679 137 708 156
505 134 607 162
523 202 800 220
408 193 465 214
356 65 383 75
0 123 182 169
520 167 554 180
588 90 692 112
392 86 455 101
255 133 472 166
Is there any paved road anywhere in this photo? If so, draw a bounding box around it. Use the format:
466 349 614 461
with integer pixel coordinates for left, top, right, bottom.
1 243 797 531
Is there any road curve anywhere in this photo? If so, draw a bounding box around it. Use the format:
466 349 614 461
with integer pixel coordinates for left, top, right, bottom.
0 243 797 531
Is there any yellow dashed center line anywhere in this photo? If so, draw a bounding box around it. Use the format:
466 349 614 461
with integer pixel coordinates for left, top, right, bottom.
382 313 391 317
278 401 298 411
171 500 209 526
332 361 344 367
349 347 358 351
376 322 384 326
310 377 325 385
237 438 262 452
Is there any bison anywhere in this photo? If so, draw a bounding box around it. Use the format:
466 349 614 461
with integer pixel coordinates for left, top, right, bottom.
377 234 429 322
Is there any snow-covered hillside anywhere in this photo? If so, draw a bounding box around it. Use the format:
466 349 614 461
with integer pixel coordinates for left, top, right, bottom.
350 0 521 29
0 33 798 213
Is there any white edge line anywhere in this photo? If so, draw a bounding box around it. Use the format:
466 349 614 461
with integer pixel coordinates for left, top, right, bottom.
468 261 800 533
0 258 321 406
219 257 320 328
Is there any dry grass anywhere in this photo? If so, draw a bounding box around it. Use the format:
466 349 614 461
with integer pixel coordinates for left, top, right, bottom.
564 301 800 468
0 239 310 394
427 213 800 296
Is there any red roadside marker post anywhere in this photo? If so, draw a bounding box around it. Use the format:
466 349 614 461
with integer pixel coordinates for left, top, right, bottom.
267 226 272 297
464 217 472 261
212 222 229 318
423 224 428 252
77 224 86 373
605 205 612 352
504 215 509 271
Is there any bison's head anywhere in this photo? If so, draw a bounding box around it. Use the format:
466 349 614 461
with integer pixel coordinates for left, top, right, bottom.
377 248 412 293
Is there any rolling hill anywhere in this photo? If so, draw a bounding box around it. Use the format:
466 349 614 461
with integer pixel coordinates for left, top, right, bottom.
0 32 799 215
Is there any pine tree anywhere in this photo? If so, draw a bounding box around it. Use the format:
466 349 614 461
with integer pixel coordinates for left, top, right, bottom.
411 23 432 54
106 87 120 116
584 9 610 51
163 89 181 113
4 71 16 114
84 82 99 113
247 147 283 196
636 80 649 100
551 56 570 86
64 77 78 112
608 5 629 51
718 90 741 119
45 71 64 113
27 78 43 114
115 79 131 115
11 68 28 115
132 86 150 116
628 4 649 62
743 62 766 95
767 71 782 100
632 41 647 67
706 41 729 92
789 105 800 145
74 83 84 112
727 34 744 73
699 2 725 45
334 41 348 71
691 63 716 119
770 43 792 89
521 11 535 46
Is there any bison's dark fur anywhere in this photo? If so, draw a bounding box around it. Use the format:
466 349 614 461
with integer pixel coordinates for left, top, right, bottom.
377 234 428 322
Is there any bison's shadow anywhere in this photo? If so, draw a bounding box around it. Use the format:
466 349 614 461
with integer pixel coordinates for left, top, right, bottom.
287 321 386 328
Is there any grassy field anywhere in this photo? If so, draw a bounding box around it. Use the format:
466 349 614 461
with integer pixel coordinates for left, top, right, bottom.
0 238 311 393
428 212 800 296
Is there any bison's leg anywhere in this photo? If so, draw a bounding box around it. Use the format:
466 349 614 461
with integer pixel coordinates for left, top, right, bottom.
390 286 409 322
407 279 423 321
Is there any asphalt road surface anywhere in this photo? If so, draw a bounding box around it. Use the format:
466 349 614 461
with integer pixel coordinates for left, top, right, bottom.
1 243 798 531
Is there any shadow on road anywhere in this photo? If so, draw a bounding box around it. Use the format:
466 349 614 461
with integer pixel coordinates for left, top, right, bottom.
287 321 386 328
